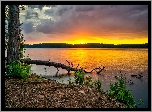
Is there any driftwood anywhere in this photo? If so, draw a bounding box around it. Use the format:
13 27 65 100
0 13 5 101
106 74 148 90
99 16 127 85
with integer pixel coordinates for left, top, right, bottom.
90 66 105 74
131 73 143 79
19 58 105 76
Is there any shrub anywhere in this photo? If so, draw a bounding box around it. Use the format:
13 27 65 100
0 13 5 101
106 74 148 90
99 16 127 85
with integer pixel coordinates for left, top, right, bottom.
93 79 103 92
73 70 102 92
84 76 94 86
5 60 31 78
68 78 75 86
74 70 85 85
107 75 136 108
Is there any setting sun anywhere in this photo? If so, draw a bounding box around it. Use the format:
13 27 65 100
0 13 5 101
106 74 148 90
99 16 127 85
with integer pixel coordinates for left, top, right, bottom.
80 41 85 44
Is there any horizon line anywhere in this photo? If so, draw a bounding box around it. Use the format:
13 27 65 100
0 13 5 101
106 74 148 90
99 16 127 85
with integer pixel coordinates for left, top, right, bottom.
25 43 148 45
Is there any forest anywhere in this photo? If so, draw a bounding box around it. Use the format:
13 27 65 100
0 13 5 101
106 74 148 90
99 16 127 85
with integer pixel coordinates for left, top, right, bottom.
25 43 148 48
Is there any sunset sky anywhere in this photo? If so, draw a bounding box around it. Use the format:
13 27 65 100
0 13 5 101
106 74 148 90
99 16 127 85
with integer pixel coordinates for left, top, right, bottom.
20 5 148 45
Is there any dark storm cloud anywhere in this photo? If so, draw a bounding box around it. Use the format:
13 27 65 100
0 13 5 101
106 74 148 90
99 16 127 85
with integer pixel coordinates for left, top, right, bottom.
22 22 34 34
74 5 101 12
36 19 73 34
45 5 73 17
57 5 74 16
34 5 148 38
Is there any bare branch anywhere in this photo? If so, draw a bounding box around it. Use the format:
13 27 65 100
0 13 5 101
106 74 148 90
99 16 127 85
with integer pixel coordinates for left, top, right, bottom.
20 59 105 76
76 64 79 69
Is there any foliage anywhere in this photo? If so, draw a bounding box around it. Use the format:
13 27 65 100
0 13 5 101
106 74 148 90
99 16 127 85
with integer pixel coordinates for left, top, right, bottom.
68 78 75 86
137 99 144 105
61 80 64 83
18 5 26 58
107 75 136 108
93 80 103 92
72 70 103 92
84 76 102 92
84 76 94 86
23 57 31 61
5 60 31 78
74 70 85 85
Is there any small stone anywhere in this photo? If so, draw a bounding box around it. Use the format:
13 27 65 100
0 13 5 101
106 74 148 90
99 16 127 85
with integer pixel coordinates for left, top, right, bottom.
38 95 44 99
78 90 85 95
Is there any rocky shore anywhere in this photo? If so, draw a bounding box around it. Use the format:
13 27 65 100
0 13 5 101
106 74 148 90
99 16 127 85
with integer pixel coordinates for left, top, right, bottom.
5 73 127 108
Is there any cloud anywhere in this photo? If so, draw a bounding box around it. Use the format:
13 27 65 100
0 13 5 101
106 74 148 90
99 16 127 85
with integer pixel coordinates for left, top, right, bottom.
28 5 46 10
22 22 34 34
20 5 148 41
28 5 56 10
56 5 74 16
74 5 102 12
25 11 38 19
38 5 147 36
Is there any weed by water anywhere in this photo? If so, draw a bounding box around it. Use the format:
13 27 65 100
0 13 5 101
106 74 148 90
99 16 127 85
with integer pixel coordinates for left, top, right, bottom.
5 60 31 78
68 78 75 86
93 80 103 92
106 74 136 108
74 70 85 85
84 76 94 86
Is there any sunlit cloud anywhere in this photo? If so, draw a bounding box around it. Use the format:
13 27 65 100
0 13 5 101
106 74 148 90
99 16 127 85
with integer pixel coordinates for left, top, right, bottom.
20 5 148 44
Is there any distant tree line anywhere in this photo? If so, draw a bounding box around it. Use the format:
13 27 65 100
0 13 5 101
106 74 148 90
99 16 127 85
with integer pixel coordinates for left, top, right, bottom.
24 43 148 48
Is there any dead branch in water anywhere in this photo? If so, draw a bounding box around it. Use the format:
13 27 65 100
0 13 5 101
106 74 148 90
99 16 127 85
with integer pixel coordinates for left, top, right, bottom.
19 58 105 76
90 66 105 74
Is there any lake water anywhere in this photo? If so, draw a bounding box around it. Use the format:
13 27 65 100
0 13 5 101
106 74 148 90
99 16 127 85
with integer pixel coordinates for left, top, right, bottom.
24 48 148 108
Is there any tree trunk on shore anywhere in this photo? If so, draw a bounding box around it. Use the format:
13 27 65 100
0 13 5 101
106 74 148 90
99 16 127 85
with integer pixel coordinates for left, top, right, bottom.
7 5 20 64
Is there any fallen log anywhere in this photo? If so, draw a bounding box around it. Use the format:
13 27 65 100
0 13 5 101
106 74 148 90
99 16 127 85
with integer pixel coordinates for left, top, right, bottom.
20 59 80 73
20 58 105 76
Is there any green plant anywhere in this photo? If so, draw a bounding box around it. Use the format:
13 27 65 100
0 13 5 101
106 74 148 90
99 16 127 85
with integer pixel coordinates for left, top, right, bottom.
39 74 43 79
61 80 64 83
5 60 31 78
137 99 144 105
84 76 93 86
74 70 85 85
93 79 103 92
23 57 31 61
107 75 136 108
59 75 62 79
68 78 75 86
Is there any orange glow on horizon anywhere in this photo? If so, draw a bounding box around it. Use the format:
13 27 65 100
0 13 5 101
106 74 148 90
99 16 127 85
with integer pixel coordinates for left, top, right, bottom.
63 37 148 45
25 35 148 45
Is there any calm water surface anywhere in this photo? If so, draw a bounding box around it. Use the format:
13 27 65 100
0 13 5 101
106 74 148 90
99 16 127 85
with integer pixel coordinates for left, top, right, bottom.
24 48 148 108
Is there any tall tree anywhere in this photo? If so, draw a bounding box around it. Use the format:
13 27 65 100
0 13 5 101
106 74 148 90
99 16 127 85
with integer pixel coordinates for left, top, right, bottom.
7 5 21 64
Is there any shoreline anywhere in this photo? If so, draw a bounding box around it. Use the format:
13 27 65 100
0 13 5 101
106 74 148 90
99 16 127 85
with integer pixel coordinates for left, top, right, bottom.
5 73 127 108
